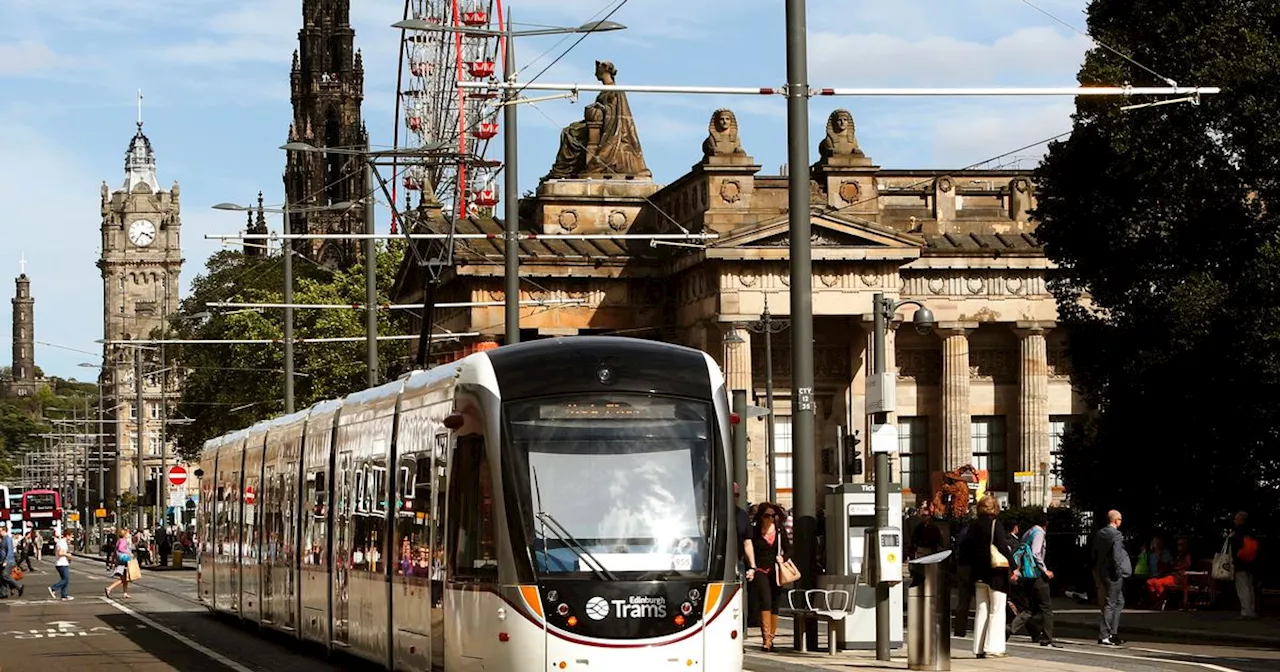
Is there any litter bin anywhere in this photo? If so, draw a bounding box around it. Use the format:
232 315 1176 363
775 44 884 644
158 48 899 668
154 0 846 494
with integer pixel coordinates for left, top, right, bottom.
172 549 183 568
907 550 952 671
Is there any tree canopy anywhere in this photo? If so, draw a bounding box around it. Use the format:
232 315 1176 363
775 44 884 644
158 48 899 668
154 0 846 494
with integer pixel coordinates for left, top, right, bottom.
1034 0 1280 537
168 245 414 462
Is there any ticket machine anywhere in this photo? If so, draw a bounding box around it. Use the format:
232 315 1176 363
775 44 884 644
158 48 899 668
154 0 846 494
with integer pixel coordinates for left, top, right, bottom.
818 483 904 649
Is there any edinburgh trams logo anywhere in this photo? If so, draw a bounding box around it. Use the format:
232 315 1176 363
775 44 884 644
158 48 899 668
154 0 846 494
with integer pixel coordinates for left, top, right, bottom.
584 595 668 620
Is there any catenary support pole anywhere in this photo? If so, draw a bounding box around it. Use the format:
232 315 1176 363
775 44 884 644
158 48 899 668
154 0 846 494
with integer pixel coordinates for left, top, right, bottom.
872 292 890 660
134 347 145 530
763 306 778 504
365 137 380 388
784 0 819 652
283 206 295 414
503 13 520 345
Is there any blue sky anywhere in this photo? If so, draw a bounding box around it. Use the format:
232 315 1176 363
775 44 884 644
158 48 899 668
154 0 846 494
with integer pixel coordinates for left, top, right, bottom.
1 0 1110 380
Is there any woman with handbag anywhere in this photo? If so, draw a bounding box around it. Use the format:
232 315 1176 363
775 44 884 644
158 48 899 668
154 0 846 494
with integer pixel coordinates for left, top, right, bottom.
742 502 797 652
105 528 133 599
960 496 1016 658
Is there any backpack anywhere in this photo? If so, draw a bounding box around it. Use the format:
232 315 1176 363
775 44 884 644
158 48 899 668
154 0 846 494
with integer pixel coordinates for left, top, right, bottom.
1013 528 1041 581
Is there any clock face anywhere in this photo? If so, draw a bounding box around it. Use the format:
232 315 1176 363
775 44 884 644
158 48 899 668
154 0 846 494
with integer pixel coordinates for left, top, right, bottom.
128 220 157 247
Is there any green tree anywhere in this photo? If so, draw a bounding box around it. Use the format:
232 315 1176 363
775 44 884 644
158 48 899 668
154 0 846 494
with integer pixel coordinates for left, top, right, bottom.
170 245 413 461
1033 0 1280 536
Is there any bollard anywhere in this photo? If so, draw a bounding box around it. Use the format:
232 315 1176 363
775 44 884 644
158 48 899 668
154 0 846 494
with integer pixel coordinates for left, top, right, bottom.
172 549 183 568
907 550 952 671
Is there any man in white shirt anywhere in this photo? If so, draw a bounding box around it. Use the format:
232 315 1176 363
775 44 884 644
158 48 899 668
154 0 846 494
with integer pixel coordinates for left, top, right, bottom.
48 529 73 601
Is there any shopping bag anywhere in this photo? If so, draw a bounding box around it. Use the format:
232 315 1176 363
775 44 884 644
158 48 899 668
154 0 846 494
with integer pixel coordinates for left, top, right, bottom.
1211 538 1234 581
127 558 142 582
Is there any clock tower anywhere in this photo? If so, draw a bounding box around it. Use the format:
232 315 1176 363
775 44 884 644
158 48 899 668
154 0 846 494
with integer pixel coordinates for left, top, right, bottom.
98 119 184 513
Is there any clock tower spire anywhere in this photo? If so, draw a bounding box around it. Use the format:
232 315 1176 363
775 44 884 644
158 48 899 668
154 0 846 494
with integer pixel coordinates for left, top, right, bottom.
98 111 185 513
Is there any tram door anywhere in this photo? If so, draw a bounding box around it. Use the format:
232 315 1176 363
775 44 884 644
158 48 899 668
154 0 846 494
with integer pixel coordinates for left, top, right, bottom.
391 407 442 672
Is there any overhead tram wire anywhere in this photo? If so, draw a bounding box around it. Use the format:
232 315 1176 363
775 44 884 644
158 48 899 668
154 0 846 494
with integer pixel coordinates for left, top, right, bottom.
1018 0 1180 86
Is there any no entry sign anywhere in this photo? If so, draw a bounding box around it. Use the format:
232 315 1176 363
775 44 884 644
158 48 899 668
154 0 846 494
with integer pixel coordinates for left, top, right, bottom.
167 466 188 486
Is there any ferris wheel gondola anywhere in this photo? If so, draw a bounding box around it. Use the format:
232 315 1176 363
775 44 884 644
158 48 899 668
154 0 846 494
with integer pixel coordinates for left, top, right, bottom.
394 0 506 222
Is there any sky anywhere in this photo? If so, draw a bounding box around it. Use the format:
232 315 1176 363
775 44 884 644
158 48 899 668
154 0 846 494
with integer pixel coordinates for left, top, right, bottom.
0 0 1110 381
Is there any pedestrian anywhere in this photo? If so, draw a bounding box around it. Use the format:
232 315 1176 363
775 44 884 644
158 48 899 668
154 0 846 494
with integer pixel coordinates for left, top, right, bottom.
18 531 36 572
0 526 25 599
743 502 792 652
960 495 1015 659
1230 511 1260 618
1019 512 1060 647
1092 509 1131 646
47 529 73 601
105 528 133 599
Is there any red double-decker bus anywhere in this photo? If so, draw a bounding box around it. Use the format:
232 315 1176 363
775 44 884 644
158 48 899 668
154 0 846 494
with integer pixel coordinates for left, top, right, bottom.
22 488 62 531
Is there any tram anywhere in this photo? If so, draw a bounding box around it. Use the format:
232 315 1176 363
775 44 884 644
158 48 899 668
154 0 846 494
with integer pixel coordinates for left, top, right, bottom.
197 337 744 672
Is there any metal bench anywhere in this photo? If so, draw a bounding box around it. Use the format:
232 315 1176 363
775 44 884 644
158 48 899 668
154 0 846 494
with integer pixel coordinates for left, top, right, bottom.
778 589 855 654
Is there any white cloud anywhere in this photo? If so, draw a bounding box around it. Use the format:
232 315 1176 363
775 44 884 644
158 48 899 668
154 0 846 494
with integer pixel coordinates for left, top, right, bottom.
0 40 58 75
810 26 1090 87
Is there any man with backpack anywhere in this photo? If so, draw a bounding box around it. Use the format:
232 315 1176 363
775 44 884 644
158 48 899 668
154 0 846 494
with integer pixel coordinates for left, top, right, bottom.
1014 512 1061 648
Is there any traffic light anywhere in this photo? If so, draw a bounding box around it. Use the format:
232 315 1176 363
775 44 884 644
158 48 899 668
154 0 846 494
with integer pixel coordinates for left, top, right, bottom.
843 432 863 476
143 479 158 507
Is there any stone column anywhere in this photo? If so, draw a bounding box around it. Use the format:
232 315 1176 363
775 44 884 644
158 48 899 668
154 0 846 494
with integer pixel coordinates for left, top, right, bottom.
1016 323 1051 508
938 325 974 471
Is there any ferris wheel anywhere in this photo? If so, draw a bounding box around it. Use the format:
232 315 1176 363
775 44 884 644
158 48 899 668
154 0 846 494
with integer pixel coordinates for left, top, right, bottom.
395 0 505 221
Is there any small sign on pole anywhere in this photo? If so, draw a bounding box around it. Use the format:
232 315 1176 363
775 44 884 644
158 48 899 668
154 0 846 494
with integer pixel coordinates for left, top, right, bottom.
866 372 897 415
94 508 108 519
167 466 188 487
870 423 899 454
1014 471 1036 484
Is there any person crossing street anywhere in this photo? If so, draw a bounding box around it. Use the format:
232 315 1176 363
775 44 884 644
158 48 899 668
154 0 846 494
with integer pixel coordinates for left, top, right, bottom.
47 529 73 601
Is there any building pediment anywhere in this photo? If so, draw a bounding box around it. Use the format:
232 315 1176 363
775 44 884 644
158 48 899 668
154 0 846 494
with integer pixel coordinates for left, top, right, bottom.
712 212 925 250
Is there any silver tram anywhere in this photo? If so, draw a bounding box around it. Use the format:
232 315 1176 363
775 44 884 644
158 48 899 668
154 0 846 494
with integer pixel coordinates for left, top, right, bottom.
197 337 744 671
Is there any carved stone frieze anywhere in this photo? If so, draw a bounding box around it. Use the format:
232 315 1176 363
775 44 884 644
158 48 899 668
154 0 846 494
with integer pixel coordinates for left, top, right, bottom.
558 209 579 231
1047 345 1071 378
902 271 1047 297
751 343 851 381
968 348 1016 383
898 348 941 385
720 179 742 204
838 180 861 203
608 210 628 231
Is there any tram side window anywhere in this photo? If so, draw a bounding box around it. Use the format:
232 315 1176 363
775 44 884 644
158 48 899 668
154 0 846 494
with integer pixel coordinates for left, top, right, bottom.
304 470 328 566
394 454 433 577
352 460 388 574
448 436 498 581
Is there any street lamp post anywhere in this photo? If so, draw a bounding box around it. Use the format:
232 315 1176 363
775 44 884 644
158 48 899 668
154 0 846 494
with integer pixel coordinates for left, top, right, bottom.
743 296 789 504
871 292 935 659
393 17 626 347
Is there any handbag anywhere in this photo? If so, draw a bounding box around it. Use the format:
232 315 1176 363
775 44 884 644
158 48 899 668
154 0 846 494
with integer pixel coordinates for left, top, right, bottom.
127 558 142 582
773 533 802 585
989 520 1009 569
1212 538 1234 581
11 567 23 582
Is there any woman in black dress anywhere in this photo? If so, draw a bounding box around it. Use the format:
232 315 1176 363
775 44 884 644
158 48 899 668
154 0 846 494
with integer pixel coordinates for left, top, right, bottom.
743 502 792 652
961 495 1016 658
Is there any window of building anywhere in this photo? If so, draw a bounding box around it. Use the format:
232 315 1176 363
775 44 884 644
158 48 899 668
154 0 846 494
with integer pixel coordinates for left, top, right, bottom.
774 416 793 493
1049 415 1080 489
150 405 162 420
147 431 162 456
897 417 929 492
971 416 1008 491
129 405 138 420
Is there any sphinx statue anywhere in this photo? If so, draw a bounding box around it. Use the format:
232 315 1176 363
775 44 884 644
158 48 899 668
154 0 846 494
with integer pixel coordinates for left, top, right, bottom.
702 108 746 159
544 61 652 180
818 109 865 159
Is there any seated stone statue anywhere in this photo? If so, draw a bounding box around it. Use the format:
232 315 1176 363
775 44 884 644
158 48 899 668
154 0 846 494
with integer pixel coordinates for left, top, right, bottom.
818 109 865 159
702 108 746 158
544 60 652 180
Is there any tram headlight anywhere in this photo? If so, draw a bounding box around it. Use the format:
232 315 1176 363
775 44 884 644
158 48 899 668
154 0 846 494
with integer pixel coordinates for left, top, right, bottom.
596 366 615 385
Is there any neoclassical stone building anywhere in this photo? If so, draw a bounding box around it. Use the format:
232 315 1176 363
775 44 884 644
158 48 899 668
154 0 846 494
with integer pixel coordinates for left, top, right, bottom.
393 84 1085 510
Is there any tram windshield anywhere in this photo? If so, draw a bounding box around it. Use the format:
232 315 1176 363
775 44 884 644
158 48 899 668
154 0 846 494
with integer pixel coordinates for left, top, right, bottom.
507 394 715 579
